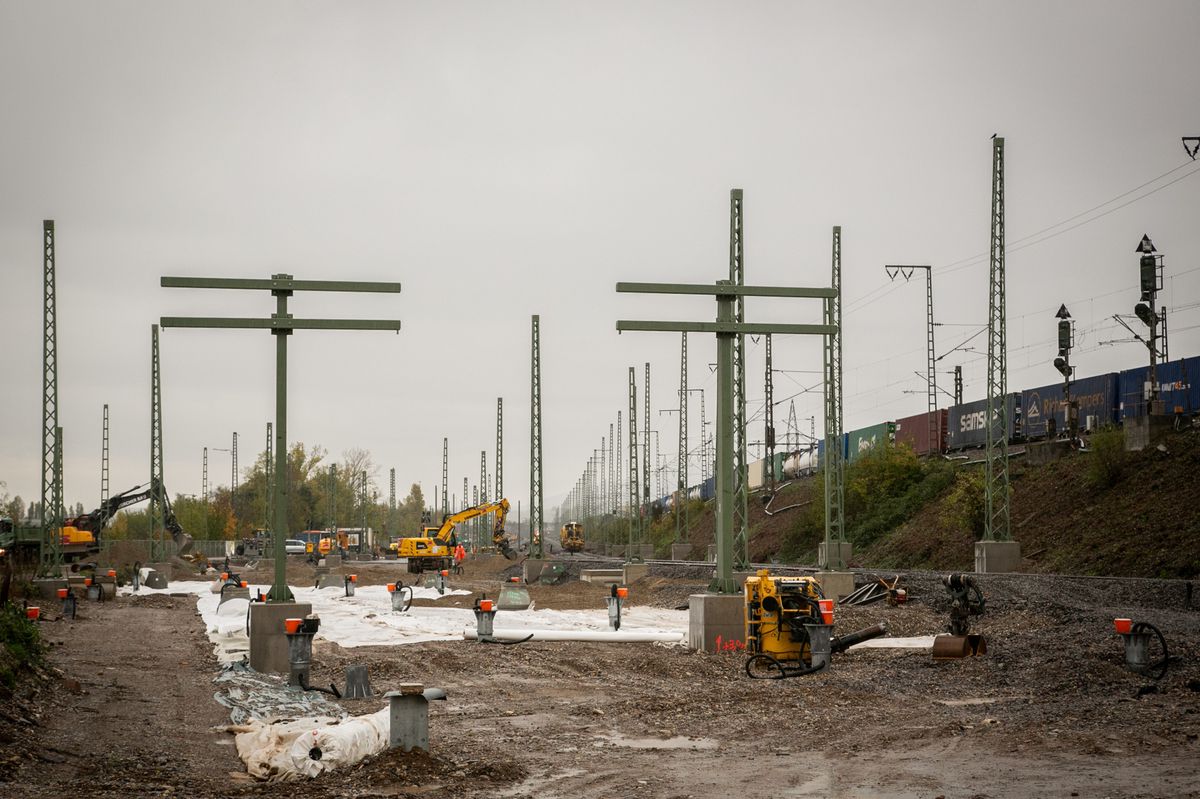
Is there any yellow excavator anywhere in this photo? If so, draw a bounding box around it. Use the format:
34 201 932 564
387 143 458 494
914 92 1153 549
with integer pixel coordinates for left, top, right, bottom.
392 498 515 573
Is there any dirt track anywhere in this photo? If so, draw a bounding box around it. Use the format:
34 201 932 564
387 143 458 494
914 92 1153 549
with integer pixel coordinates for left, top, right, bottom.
4 556 1199 798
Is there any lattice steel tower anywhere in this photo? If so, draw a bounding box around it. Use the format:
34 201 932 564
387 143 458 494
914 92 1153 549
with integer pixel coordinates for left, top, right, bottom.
764 334 775 492
677 332 688 540
40 220 62 573
496 398 503 498
628 367 639 556
101 404 110 507
264 422 273 533
822 226 847 569
441 437 448 519
149 324 165 557
529 315 544 558
642 362 651 542
729 190 749 570
984 136 1011 542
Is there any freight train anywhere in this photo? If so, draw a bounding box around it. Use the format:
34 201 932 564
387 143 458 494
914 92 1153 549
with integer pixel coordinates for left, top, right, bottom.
649 355 1198 510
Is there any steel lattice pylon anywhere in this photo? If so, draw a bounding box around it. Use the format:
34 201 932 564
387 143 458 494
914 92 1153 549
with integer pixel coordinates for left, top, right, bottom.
328 464 337 534
642 362 651 545
729 190 749 570
149 324 165 560
764 333 775 493
627 367 639 558
529 315 544 558
40 220 62 574
823 226 847 569
984 136 1011 542
265 422 273 533
100 404 110 507
441 438 448 519
496 398 503 499
677 331 687 540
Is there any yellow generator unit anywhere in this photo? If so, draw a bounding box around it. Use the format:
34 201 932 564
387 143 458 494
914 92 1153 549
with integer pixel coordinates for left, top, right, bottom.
744 569 824 670
744 569 888 679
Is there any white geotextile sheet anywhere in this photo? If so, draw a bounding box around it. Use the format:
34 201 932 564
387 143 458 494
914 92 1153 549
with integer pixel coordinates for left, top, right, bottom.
123 580 689 650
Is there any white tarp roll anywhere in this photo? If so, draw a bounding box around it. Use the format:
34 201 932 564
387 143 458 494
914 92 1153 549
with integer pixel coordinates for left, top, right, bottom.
229 708 391 780
463 627 685 643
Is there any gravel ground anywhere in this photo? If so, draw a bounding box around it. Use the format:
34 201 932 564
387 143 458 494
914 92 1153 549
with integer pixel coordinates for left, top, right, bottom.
3 556 1197 798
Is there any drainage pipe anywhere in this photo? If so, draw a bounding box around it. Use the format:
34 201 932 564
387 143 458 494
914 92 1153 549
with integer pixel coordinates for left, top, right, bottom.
463 628 684 643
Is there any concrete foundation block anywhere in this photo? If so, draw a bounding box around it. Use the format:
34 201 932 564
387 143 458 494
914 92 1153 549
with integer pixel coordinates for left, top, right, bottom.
522 559 545 583
974 540 1022 574
671 543 692 561
146 562 174 580
324 555 343 568
623 562 649 584
32 578 68 601
1124 415 1175 451
316 575 342 589
817 542 853 570
688 593 746 653
815 571 856 601
249 601 313 674
1026 439 1074 465
580 569 623 585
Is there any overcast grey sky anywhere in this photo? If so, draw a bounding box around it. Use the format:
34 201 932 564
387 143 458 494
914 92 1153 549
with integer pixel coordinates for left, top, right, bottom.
2 1 1198 522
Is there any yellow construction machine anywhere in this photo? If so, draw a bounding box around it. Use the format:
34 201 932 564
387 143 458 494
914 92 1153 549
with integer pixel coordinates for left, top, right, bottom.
744 569 886 679
559 521 584 553
392 498 515 573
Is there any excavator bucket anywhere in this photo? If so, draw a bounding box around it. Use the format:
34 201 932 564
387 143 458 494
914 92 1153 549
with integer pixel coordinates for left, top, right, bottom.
932 634 988 661
497 583 532 611
175 532 194 557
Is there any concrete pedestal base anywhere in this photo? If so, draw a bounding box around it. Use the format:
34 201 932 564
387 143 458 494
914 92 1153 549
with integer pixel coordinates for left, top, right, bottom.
249 601 312 674
623 562 648 584
146 562 174 580
316 575 341 589
688 593 746 653
974 540 1022 573
1026 439 1074 465
671 543 692 561
522 559 545 583
815 571 856 601
32 578 68 600
818 542 853 570
1124 415 1175 451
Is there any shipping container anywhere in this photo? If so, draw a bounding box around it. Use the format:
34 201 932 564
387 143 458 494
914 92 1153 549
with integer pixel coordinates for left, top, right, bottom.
946 393 1020 450
700 476 715 501
1022 373 1119 439
894 410 948 456
846 422 895 463
1118 356 1200 420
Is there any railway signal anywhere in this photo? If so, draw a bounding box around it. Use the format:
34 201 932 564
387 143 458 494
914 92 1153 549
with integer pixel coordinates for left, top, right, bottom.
1053 305 1078 441
1132 235 1166 412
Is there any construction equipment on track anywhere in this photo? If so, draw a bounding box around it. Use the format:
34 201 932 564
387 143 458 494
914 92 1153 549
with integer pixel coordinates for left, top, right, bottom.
932 573 987 660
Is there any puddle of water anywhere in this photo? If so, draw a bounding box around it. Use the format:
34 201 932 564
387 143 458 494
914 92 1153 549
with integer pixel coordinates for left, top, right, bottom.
596 732 718 750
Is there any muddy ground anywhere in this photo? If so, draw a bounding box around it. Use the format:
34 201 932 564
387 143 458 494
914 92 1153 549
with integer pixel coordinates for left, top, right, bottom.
3 555 1198 798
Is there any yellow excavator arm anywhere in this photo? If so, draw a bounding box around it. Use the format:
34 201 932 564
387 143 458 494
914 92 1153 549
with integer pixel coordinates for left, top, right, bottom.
431 498 510 547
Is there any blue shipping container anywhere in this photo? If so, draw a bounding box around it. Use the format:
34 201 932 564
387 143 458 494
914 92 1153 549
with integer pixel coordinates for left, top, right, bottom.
947 393 1020 450
1118 356 1200 420
1022 373 1119 439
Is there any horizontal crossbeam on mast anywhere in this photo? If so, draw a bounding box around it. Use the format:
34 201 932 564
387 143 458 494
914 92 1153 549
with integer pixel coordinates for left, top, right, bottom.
617 320 835 335
616 282 835 299
160 317 402 331
161 277 402 293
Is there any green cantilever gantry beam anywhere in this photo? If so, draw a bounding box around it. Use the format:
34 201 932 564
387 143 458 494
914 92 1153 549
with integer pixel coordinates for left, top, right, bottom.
616 275 836 594
160 274 401 602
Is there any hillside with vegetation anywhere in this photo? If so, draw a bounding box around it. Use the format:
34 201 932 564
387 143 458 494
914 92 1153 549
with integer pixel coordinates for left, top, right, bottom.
642 426 1200 579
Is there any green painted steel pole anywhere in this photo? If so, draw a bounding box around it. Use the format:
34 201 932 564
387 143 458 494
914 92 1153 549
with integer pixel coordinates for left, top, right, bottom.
270 281 293 601
711 282 737 593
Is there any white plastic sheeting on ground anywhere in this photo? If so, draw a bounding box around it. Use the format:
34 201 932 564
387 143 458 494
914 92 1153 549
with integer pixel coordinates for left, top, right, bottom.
463 628 685 643
848 635 936 650
122 580 689 651
228 708 388 780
